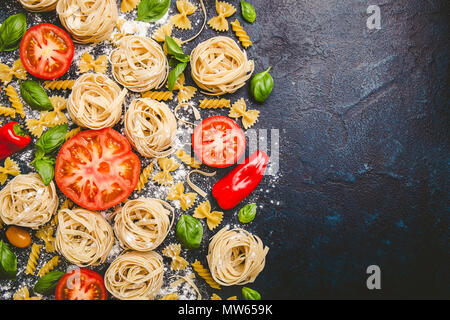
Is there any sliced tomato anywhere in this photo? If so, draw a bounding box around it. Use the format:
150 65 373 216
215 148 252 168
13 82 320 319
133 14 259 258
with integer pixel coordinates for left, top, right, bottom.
55 268 107 300
192 116 246 168
20 23 74 79
55 128 141 211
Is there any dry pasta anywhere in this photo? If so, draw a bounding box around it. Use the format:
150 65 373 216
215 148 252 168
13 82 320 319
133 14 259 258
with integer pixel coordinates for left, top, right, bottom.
65 127 81 141
207 227 269 286
44 80 75 90
172 73 197 102
110 35 169 92
0 157 21 185
207 0 236 32
5 85 24 118
175 149 202 169
171 0 197 30
193 200 223 230
135 162 154 192
18 0 58 12
141 90 174 101
121 0 140 12
152 157 180 186
199 98 231 109
25 243 42 275
191 259 221 289
35 224 56 253
104 250 164 300
55 208 114 267
13 287 42 300
0 106 16 118
162 243 188 271
0 173 58 229
67 73 127 129
113 198 174 252
186 169 216 198
159 293 178 300
124 98 177 158
231 19 252 49
152 23 175 42
56 0 118 44
169 273 202 300
211 293 237 300
190 36 254 95
0 59 27 85
229 98 259 129
166 182 197 211
37 256 60 277
78 52 108 74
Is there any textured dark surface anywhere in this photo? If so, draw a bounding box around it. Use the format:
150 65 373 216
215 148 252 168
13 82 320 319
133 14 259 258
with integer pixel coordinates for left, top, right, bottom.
0 0 449 300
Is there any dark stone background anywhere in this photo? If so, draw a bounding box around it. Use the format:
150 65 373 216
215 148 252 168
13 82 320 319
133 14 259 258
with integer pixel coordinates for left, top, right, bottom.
0 0 449 300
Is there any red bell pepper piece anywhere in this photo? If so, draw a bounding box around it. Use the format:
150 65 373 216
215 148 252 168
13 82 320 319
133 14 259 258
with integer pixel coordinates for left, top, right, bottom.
212 150 269 210
0 122 31 160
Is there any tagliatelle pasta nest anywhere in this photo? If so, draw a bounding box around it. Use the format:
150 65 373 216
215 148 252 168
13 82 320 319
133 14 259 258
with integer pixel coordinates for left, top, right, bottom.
67 73 127 129
190 36 254 95
56 0 118 44
18 0 59 12
110 35 169 92
0 173 58 229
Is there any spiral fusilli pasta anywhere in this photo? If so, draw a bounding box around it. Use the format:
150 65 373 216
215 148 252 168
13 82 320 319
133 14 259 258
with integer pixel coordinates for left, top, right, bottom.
25 243 42 275
44 80 75 90
136 162 154 192
5 85 24 118
141 91 174 101
37 256 60 277
191 260 221 289
231 19 252 49
199 98 231 109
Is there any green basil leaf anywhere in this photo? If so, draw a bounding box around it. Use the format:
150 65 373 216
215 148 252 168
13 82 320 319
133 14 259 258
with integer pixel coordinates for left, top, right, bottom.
33 157 55 186
240 1 256 24
137 0 171 23
250 67 274 103
176 215 203 249
238 203 257 223
165 36 184 56
35 124 68 155
242 287 261 300
0 241 17 280
20 80 53 111
34 271 65 295
0 13 27 52
167 62 187 91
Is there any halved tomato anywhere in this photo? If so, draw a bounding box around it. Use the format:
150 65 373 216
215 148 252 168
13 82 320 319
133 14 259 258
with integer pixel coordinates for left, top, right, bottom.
192 116 246 168
55 268 107 300
55 128 141 211
20 23 74 79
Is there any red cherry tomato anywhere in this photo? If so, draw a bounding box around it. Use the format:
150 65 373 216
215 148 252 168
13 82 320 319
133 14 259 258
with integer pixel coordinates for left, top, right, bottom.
20 23 74 79
55 268 107 300
192 116 246 168
55 128 141 211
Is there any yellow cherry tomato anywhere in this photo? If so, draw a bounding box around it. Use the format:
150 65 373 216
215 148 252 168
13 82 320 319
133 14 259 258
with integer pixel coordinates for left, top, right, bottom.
5 226 32 248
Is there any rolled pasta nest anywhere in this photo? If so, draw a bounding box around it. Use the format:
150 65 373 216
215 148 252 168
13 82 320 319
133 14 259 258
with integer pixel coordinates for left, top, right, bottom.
67 73 127 129
110 35 169 92
0 173 58 229
55 208 114 267
19 0 59 12
124 98 177 158
104 250 164 300
190 36 254 95
56 0 118 44
113 198 174 252
207 227 269 286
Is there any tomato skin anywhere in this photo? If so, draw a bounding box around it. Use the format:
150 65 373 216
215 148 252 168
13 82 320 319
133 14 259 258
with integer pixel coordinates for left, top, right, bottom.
212 150 269 210
192 116 246 168
19 23 74 79
55 128 141 211
55 268 108 300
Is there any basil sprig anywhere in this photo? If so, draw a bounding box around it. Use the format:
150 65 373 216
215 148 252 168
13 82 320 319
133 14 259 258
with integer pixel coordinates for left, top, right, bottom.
238 203 257 223
20 80 53 111
34 271 65 295
32 124 68 185
240 1 256 24
0 13 27 52
165 36 190 91
250 67 274 103
242 287 261 300
0 241 17 280
176 215 203 249
138 0 171 23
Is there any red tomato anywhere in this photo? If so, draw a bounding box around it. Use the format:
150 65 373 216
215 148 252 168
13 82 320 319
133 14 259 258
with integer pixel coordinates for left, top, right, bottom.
55 128 141 211
192 116 246 168
55 268 107 300
20 23 74 79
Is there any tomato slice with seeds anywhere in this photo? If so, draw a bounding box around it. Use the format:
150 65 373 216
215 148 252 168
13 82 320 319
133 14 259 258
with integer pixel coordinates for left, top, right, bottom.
55 128 141 211
192 116 246 168
55 268 107 300
20 23 74 79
